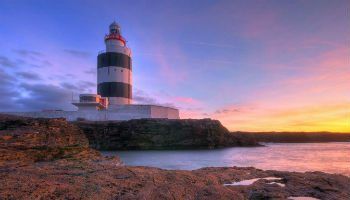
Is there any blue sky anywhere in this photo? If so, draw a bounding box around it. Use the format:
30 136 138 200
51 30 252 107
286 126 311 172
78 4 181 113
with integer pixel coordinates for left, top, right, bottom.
0 0 349 131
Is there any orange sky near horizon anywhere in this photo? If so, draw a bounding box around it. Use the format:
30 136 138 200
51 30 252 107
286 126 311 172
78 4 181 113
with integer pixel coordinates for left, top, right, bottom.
179 46 350 132
0 1 349 133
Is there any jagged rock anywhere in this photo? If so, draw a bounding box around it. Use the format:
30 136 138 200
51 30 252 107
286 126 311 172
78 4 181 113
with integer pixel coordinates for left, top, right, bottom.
0 115 121 166
75 118 259 150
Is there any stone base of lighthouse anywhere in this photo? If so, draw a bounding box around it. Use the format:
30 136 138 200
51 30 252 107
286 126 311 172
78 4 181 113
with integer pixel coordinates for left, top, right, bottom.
3 104 180 121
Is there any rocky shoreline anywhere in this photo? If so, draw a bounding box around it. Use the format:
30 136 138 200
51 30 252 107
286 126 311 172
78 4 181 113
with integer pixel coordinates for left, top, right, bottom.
75 119 258 150
1 115 349 199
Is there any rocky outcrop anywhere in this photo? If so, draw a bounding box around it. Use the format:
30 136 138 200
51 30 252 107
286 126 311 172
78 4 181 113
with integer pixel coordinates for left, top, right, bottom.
0 115 349 200
0 114 121 166
75 118 258 150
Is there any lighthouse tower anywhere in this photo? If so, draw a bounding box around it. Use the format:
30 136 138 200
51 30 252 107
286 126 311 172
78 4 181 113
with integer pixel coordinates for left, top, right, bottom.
97 22 132 106
68 21 179 119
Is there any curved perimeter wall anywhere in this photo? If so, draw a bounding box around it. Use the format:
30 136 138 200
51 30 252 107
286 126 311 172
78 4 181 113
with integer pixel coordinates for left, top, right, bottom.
3 105 179 121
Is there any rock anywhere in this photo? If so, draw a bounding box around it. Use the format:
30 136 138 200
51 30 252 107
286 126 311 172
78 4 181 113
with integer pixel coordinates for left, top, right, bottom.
75 118 259 150
1 165 349 200
0 114 121 166
0 115 349 200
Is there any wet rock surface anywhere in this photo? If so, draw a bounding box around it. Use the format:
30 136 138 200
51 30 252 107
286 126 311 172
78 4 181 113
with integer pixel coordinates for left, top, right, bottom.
0 115 349 200
1 164 349 200
75 118 258 150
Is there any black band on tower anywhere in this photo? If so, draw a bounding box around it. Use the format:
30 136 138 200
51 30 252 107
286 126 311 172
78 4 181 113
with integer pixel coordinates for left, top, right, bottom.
97 52 131 70
97 82 132 98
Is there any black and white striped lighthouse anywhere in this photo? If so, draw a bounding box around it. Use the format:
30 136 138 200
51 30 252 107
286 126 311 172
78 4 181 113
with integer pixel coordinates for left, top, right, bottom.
97 22 132 105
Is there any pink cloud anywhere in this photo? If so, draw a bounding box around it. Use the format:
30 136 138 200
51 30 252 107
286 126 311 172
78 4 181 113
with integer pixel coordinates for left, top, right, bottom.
241 11 279 39
150 40 189 85
173 96 202 105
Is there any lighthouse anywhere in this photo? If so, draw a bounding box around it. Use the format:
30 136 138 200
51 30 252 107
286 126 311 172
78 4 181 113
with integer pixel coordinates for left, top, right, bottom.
64 21 179 120
97 22 132 105
8 21 179 120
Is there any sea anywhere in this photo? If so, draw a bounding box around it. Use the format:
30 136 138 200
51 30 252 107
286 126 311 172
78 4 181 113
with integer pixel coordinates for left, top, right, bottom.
102 142 350 176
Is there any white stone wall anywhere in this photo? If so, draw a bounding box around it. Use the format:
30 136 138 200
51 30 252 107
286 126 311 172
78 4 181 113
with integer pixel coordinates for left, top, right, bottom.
3 105 180 121
166 108 180 119
107 105 151 120
108 97 132 106
150 105 179 119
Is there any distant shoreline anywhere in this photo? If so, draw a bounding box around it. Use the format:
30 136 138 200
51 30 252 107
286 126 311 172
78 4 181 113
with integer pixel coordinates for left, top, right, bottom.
231 131 350 143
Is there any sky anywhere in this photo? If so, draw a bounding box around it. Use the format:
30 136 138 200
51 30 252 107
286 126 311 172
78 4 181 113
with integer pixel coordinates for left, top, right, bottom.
0 0 349 132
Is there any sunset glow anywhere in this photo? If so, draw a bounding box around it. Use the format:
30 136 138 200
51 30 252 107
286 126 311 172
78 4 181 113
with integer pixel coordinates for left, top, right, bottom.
0 0 349 132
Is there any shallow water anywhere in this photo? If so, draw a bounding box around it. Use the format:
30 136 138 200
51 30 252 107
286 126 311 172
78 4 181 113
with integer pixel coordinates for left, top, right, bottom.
102 142 350 176
223 177 283 186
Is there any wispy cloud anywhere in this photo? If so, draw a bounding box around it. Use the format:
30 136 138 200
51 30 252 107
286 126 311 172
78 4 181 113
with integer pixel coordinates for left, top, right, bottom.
64 49 91 58
0 56 16 68
16 71 42 80
151 42 189 85
14 49 42 57
186 41 237 49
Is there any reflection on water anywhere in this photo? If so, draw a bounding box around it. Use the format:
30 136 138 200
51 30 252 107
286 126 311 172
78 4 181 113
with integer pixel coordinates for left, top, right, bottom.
102 142 350 176
223 177 283 186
